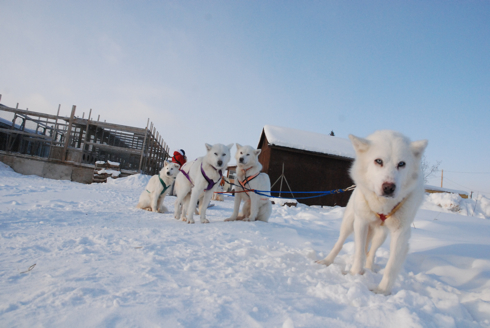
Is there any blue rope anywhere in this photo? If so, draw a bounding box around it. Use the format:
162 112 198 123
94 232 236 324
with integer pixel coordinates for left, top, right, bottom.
254 187 355 200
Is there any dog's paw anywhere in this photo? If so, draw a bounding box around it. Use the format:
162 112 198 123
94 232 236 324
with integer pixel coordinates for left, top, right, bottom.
350 267 365 275
201 218 210 224
315 259 333 266
371 286 391 296
224 217 236 222
144 208 152 212
187 218 195 224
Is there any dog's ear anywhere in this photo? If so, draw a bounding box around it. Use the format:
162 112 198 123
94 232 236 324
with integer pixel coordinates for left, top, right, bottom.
164 161 169 168
173 163 181 170
236 143 242 150
205 143 212 151
410 139 428 158
349 134 371 153
226 143 234 151
254 149 262 157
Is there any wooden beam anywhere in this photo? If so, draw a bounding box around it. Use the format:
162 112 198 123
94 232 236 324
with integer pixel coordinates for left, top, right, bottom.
71 118 147 134
0 127 53 139
84 141 144 155
138 118 150 173
0 105 64 121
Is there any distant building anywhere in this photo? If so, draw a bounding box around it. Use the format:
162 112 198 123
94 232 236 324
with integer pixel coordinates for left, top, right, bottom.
257 125 355 207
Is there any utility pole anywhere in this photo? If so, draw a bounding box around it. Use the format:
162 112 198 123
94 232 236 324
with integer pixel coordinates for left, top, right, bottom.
441 169 444 188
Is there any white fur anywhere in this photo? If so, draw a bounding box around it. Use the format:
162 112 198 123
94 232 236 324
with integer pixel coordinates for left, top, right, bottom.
225 144 272 223
136 161 180 213
317 130 428 295
174 143 233 224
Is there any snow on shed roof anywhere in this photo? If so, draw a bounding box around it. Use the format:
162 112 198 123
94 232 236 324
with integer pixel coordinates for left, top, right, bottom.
262 125 355 159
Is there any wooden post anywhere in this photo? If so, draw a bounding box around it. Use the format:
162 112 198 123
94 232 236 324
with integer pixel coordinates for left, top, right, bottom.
138 118 150 173
62 105 76 161
79 108 92 164
441 169 444 188
48 105 61 160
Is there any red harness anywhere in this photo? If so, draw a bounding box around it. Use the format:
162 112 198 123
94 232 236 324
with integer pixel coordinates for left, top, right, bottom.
375 198 406 225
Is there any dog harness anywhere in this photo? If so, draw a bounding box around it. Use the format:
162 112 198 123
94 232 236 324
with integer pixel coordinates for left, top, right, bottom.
147 176 171 196
181 168 194 187
180 162 222 191
238 170 260 196
201 163 222 191
376 198 407 225
237 167 267 199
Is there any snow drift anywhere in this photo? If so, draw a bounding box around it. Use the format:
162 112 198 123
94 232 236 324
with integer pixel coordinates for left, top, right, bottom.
0 163 489 327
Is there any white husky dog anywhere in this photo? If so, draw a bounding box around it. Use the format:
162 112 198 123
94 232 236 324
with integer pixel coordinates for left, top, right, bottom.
317 130 428 295
136 161 181 213
225 144 272 222
174 143 233 224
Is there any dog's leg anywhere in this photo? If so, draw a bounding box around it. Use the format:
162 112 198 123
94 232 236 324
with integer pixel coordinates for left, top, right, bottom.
365 226 388 271
243 194 260 221
150 191 160 212
181 194 191 222
198 191 213 224
238 199 251 220
157 195 168 213
174 195 183 219
185 188 202 224
316 207 354 266
373 226 410 295
225 193 242 221
256 201 272 222
350 216 370 275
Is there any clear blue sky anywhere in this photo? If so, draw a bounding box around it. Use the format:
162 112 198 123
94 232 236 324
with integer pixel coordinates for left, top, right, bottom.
1 1 489 195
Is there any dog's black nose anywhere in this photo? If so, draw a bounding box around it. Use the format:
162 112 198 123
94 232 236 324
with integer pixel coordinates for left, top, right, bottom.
217 160 223 167
239 157 244 163
382 182 396 196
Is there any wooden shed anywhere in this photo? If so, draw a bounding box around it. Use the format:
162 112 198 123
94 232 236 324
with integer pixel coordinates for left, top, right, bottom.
257 125 355 207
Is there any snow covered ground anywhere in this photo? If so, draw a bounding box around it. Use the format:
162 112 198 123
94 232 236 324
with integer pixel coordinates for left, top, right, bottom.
1 162 489 328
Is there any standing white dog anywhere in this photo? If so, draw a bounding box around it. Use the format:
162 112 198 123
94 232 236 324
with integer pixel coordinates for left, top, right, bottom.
317 130 428 295
136 161 181 213
174 143 233 224
225 144 272 222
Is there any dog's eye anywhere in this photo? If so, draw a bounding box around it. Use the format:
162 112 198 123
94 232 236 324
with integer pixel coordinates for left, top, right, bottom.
214 153 218 156
375 159 383 166
398 161 406 168
222 153 226 156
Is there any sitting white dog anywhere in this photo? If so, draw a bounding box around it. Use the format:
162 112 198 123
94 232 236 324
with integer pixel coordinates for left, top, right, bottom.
174 143 233 224
225 144 272 222
136 161 180 213
317 130 428 295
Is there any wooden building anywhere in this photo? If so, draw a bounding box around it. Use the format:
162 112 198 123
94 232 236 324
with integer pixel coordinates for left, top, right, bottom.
0 100 170 183
257 125 355 207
